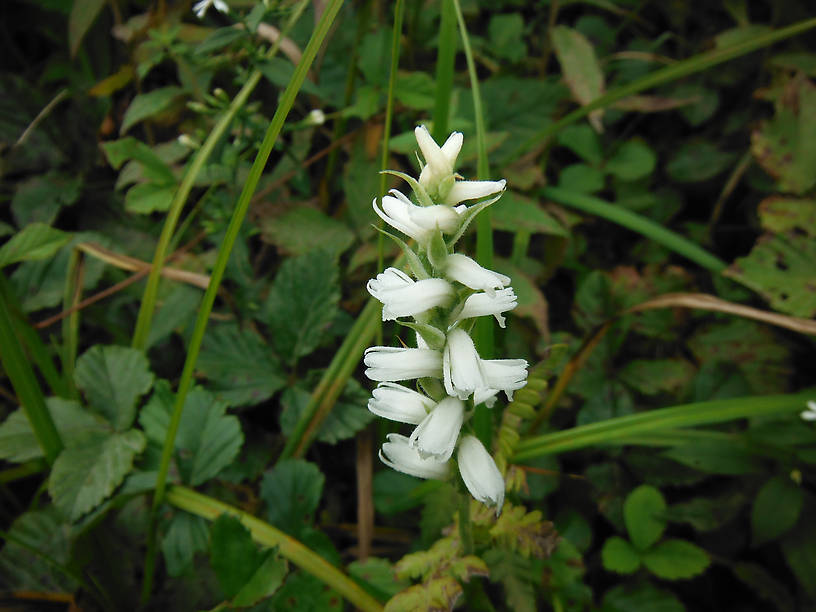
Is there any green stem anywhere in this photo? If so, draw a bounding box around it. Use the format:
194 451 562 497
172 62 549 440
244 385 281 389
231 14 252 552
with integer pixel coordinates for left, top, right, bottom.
0 274 62 464
541 186 727 272
513 393 809 462
166 485 384 612
60 248 81 399
432 0 457 141
0 459 47 484
130 0 310 350
458 491 474 555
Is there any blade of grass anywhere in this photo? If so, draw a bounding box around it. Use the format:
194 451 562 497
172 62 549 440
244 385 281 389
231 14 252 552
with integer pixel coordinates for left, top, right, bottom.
166 485 384 611
130 0 310 350
432 0 457 141
515 393 809 462
60 249 82 399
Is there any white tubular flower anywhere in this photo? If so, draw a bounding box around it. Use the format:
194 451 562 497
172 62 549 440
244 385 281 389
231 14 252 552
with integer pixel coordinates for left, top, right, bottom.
802 400 816 421
458 435 504 514
444 179 506 206
455 288 518 328
415 125 462 195
380 433 450 480
193 0 228 18
409 397 465 461
367 268 455 320
373 191 461 243
480 358 529 402
368 382 436 424
443 254 511 297
364 346 442 382
443 328 487 401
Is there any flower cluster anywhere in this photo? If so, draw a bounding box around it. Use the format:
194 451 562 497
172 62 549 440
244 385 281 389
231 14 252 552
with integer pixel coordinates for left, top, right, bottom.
364 126 528 513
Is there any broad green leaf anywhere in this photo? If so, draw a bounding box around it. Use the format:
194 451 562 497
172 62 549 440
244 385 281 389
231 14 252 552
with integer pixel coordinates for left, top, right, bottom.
74 344 154 431
209 514 282 601
269 570 342 611
12 173 82 227
232 552 288 607
394 71 436 110
262 250 340 365
605 140 656 181
348 557 409 601
624 485 667 551
601 536 640 574
197 323 286 407
489 14 527 62
139 381 244 486
260 458 325 535
726 233 816 318
102 137 175 184
641 539 710 580
49 429 146 520
146 283 200 349
557 124 602 164
558 163 605 194
69 0 107 57
781 516 816 599
259 207 355 258
551 26 605 130
602 582 685 612
194 27 247 55
758 197 816 236
120 86 186 134
0 398 107 462
162 511 209 577
664 490 746 532
666 140 736 183
341 137 381 231
0 223 70 268
124 182 176 214
663 440 763 475
576 381 634 426
751 475 803 546
618 358 695 395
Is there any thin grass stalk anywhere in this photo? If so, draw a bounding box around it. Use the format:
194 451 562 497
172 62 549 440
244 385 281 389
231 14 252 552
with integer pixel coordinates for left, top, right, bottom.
60 249 81 399
165 485 384 612
131 0 310 350
508 17 816 163
432 0 457 141
541 186 727 272
514 393 809 462
0 280 62 464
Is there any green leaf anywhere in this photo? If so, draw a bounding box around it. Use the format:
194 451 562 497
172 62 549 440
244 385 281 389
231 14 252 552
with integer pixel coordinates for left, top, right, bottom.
0 223 71 268
258 57 323 97
12 173 82 227
262 250 340 365
0 398 107 462
139 381 243 486
124 183 176 214
751 475 803 546
666 140 736 182
394 71 436 110
232 551 288 607
556 123 602 164
551 26 605 129
269 569 342 611
602 582 685 612
483 548 538 612
260 458 325 535
781 515 816 599
161 511 209 577
197 323 286 407
488 13 527 62
259 207 355 258
663 439 763 475
624 485 667 551
348 557 409 601
194 27 247 55
605 140 656 181
618 358 695 396
74 344 154 431
601 536 640 574
558 163 605 194
69 0 107 57
641 539 710 580
758 197 816 237
664 490 746 532
49 429 146 520
729 561 796 612
146 283 200 349
120 86 186 135
102 137 176 184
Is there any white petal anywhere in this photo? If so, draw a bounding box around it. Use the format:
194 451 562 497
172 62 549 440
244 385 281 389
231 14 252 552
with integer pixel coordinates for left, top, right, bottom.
407 204 462 233
456 288 518 328
368 382 435 424
415 125 453 177
364 346 442 382
480 358 529 401
443 328 486 400
368 269 454 320
373 195 428 242
457 435 504 513
380 433 450 480
440 131 463 166
443 254 511 297
444 179 506 205
409 397 464 461
213 0 229 12
193 0 210 17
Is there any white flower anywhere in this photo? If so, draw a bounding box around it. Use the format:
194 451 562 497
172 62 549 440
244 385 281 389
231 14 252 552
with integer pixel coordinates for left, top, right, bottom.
415 125 462 196
379 433 450 480
443 254 510 297
373 190 462 243
444 179 506 206
802 400 816 421
367 268 455 320
368 382 436 424
409 397 465 461
364 346 442 382
457 435 504 514
306 109 325 126
480 358 529 402
454 288 518 328
193 0 228 18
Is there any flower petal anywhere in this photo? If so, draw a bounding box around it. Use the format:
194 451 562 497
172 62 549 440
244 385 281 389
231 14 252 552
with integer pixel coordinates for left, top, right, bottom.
380 433 450 480
444 179 506 205
409 397 464 461
368 382 436 424
443 328 486 400
454 288 518 328
364 346 442 382
443 254 510 297
457 435 504 513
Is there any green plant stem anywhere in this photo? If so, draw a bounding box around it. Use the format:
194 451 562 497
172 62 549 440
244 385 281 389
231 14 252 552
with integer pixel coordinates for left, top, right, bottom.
458 491 474 555
130 0 309 350
432 0 457 141
508 16 816 163
0 459 47 484
60 249 81 399
165 485 384 611
0 275 62 465
514 393 809 462
141 1 342 603
541 186 727 272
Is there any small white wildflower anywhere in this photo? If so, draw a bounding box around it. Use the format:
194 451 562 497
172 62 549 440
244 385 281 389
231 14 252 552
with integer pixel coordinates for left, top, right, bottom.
379 433 450 480
364 346 442 382
454 288 518 328
409 397 465 462
367 382 436 424
367 267 455 321
192 0 228 18
306 109 326 126
457 435 505 514
801 400 816 421
373 190 461 244
443 253 511 297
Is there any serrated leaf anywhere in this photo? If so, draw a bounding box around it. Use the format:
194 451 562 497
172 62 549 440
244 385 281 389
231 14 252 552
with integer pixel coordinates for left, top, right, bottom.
349 557 409 601
162 511 209 577
262 250 340 365
483 548 540 612
259 207 355 258
489 503 560 559
751 475 803 546
74 344 154 431
385 576 463 612
49 429 146 520
624 485 667 551
641 539 710 580
602 582 685 612
120 86 185 135
269 570 342 611
601 536 641 574
197 323 286 407
0 398 108 462
0 223 71 268
260 458 325 535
